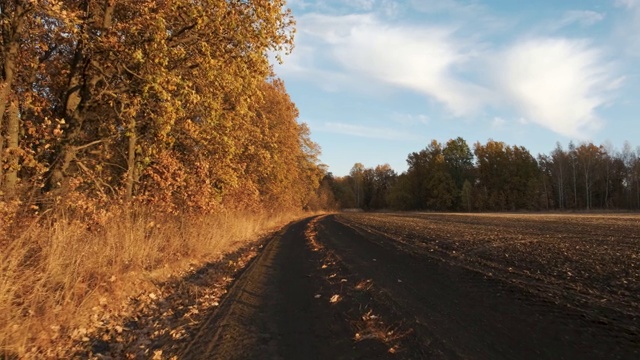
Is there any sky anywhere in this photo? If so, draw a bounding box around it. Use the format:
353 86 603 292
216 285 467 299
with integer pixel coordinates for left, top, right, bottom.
271 0 640 176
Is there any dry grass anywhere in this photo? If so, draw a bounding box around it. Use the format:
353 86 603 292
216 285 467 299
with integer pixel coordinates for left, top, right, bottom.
0 205 305 358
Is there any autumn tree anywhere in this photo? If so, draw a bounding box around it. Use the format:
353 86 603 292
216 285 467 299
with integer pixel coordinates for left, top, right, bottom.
535 141 633 210
443 137 474 209
343 138 639 212
306 172 338 211
369 164 396 209
405 140 447 209
387 173 413 210
632 150 640 209
574 143 602 210
474 140 541 210
549 143 568 209
0 0 28 196
568 141 579 208
0 0 63 198
37 1 296 208
474 140 508 210
537 154 554 209
349 163 365 208
461 179 473 211
621 142 640 209
330 176 356 208
0 0 339 216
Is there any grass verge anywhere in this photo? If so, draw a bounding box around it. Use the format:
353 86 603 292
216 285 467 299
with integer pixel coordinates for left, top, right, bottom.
0 205 305 358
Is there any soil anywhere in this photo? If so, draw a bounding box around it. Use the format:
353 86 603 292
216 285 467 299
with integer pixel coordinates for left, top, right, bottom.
73 212 640 359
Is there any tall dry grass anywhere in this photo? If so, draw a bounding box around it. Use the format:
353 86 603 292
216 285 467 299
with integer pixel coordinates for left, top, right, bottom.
0 204 303 357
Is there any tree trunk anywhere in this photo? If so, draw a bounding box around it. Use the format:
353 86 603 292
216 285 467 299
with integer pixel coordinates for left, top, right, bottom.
585 172 590 210
0 2 24 196
48 35 85 193
557 166 564 209
48 0 116 195
0 124 4 189
636 178 639 209
125 117 137 201
604 162 610 209
3 100 20 196
572 160 577 208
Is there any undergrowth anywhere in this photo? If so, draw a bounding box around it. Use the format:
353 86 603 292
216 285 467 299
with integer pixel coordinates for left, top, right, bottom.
0 203 303 357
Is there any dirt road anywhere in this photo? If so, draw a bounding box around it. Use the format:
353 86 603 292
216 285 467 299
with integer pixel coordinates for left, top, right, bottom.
176 213 640 359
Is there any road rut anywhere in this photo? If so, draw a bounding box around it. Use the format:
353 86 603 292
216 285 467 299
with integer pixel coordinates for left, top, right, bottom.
178 214 640 359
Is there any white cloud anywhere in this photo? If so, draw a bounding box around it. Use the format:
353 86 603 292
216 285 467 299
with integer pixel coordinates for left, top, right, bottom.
380 0 401 17
321 122 421 140
276 2 628 139
296 13 492 116
616 0 640 8
491 117 506 128
496 38 620 138
391 112 430 125
558 10 605 27
410 0 483 14
345 0 375 11
615 0 640 57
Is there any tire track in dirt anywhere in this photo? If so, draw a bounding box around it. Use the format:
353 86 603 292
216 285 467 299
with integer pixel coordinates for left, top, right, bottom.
173 213 639 359
319 214 640 359
176 216 405 359
177 220 293 359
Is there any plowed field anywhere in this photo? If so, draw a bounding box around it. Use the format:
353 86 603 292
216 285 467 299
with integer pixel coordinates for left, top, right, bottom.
75 213 640 359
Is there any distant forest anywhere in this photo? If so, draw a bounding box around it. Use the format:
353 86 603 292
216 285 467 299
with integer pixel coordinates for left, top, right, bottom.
325 138 640 211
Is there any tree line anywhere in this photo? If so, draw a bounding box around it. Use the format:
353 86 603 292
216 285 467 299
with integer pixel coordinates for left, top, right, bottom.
0 0 328 214
328 137 640 211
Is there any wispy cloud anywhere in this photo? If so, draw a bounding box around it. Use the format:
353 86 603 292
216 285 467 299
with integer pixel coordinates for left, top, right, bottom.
278 0 628 139
320 122 421 141
491 116 506 129
391 112 430 126
616 0 640 8
410 0 484 15
294 13 492 116
344 0 375 11
614 0 640 57
496 38 622 138
558 10 605 28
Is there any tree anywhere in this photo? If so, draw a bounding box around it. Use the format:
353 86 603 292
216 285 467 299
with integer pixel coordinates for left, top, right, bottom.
443 137 474 209
331 176 356 208
426 170 456 210
349 163 365 208
550 142 568 209
621 142 640 209
0 0 60 197
341 138 639 212
461 179 473 212
0 0 28 196
369 164 396 209
474 140 508 210
633 148 640 209
575 143 602 210
537 154 554 209
0 0 335 217
405 140 446 209
568 141 579 208
474 140 540 210
387 173 414 210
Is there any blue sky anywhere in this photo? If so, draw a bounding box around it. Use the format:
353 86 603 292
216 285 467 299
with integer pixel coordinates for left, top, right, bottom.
272 0 640 176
